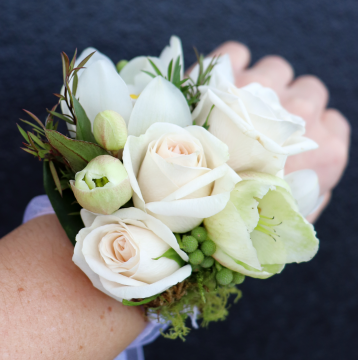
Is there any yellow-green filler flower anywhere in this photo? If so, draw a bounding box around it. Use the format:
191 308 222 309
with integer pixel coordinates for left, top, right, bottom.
204 171 319 279
70 155 132 215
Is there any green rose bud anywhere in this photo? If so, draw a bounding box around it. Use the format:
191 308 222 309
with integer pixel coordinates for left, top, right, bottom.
201 240 216 256
216 268 233 286
70 155 132 215
189 249 204 265
191 226 207 243
93 110 128 153
201 256 215 268
182 235 198 253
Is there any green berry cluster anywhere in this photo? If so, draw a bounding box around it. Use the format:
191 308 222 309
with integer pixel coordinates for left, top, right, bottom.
175 225 245 288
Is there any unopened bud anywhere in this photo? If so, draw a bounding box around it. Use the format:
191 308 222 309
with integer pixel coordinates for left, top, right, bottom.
116 60 128 73
216 268 233 286
93 110 127 152
191 226 207 243
70 155 132 215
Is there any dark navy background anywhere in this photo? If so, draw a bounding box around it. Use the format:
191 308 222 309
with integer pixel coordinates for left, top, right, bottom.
1 1 357 359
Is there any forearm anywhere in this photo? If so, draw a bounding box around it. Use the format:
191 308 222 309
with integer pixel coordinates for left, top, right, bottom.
0 215 146 360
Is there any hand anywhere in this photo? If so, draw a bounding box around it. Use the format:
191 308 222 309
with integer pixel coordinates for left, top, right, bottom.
205 42 351 222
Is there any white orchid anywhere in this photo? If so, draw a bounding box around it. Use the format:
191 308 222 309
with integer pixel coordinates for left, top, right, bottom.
192 82 318 175
204 171 319 279
120 35 184 96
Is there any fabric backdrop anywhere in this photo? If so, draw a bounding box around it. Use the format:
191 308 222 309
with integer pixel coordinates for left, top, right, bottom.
0 1 357 359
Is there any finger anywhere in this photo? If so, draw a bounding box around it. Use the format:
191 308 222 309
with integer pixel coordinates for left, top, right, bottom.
283 75 329 125
322 108 351 144
186 41 251 76
306 192 331 224
235 55 294 94
207 41 251 75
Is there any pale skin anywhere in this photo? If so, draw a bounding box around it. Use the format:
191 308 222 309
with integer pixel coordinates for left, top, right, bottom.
0 42 350 359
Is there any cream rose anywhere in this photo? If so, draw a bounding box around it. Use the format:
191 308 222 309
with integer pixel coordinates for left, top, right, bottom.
73 207 191 301
123 123 240 233
192 82 318 175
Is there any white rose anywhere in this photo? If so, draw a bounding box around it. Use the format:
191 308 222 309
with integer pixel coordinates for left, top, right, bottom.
73 207 191 301
123 122 240 233
192 82 318 175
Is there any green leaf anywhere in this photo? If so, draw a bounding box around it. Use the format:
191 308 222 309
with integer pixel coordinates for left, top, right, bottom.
172 56 181 85
148 58 163 76
203 105 215 130
21 147 37 156
72 73 78 96
20 119 45 134
153 248 186 267
122 293 159 306
61 52 70 84
76 51 96 71
23 110 45 129
167 59 173 81
46 109 75 125
28 132 46 149
45 129 108 172
49 160 62 196
73 97 96 142
70 48 77 72
141 70 156 79
17 124 29 142
43 161 83 246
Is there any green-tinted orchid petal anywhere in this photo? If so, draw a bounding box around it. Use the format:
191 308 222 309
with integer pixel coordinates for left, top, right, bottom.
251 187 319 265
213 248 284 279
230 179 272 233
204 201 261 270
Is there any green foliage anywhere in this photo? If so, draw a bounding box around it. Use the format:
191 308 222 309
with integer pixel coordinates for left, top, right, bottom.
153 248 186 267
43 161 83 246
45 129 108 172
146 269 242 341
73 97 96 142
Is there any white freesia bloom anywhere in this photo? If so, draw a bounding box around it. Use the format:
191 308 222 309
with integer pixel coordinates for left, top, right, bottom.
285 169 321 217
204 171 319 279
61 48 133 135
192 82 318 175
189 54 235 90
123 122 241 233
120 35 184 96
73 207 191 301
127 76 192 136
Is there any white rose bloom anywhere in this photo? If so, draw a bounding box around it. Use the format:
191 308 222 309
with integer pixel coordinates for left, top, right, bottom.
192 82 318 175
73 207 191 301
120 35 184 96
123 122 241 233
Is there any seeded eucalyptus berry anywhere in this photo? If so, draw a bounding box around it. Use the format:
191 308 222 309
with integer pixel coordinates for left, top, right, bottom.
201 240 216 256
216 268 233 285
191 264 201 272
232 272 245 285
189 249 204 265
201 256 215 268
182 235 198 253
191 226 207 243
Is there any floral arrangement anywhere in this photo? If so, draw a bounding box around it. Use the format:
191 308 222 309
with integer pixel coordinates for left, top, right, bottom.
18 36 320 340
